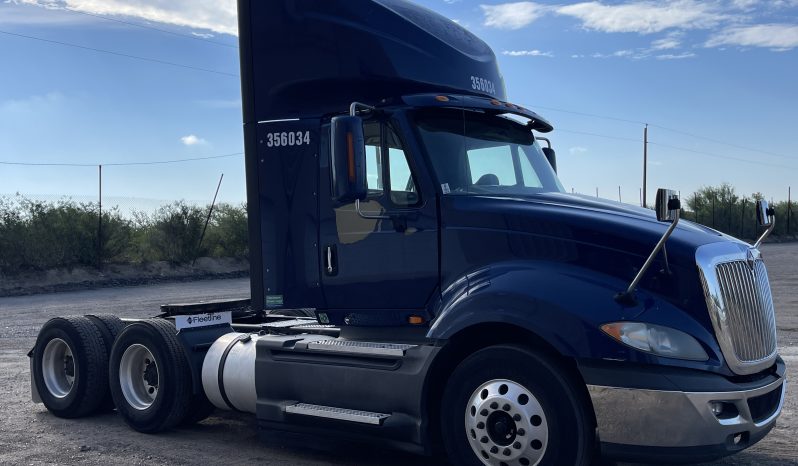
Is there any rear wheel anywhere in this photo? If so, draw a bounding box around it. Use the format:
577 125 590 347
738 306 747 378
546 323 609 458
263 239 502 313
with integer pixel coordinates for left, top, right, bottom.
32 316 108 418
86 314 125 410
109 319 193 432
441 345 593 466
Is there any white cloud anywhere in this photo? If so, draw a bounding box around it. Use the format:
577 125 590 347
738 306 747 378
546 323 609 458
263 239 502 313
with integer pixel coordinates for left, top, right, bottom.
17 0 237 36
502 49 554 57
556 1 725 34
481 2 547 30
655 52 696 59
706 24 798 50
569 146 588 154
651 31 684 50
180 134 207 146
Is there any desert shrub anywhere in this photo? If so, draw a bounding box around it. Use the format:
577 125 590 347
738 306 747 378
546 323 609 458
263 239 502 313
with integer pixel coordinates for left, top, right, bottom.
138 201 208 264
0 196 132 274
204 203 249 259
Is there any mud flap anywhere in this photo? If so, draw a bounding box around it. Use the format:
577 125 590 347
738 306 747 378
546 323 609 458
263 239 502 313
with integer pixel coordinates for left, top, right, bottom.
28 347 42 403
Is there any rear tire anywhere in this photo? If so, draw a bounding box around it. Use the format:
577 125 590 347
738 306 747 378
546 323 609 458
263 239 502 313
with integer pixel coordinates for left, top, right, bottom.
109 319 193 433
32 316 108 418
441 345 594 466
86 314 125 411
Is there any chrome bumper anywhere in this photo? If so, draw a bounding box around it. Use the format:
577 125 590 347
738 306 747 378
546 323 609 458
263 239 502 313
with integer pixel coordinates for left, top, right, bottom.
588 377 785 448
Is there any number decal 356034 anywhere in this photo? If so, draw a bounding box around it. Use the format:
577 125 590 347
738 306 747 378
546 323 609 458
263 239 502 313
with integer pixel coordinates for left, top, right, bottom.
266 131 312 148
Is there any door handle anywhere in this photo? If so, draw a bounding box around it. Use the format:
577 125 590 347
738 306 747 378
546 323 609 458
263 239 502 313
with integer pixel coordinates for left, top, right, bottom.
325 245 337 276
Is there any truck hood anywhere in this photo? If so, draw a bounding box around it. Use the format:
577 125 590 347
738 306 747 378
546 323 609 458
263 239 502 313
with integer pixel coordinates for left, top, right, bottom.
443 192 736 263
440 192 745 327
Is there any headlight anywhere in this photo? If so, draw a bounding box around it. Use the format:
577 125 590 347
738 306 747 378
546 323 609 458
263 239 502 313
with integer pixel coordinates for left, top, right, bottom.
601 322 709 361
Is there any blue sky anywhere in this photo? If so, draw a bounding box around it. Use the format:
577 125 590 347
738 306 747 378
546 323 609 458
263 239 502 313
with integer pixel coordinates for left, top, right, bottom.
1 0 796 207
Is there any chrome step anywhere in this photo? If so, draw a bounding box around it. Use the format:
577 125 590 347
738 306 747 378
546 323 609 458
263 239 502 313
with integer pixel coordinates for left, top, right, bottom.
305 339 416 357
285 403 390 425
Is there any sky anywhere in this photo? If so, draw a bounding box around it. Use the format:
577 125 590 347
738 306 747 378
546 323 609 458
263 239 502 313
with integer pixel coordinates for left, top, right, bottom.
0 0 796 207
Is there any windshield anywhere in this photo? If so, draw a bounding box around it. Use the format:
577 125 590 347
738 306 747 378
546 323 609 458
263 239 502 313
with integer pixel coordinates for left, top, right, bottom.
413 109 564 196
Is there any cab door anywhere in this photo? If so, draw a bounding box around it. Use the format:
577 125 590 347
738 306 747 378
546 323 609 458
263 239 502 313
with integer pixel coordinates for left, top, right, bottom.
319 116 439 312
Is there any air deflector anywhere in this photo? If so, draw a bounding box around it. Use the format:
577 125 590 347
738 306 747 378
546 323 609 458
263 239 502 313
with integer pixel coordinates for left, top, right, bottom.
240 0 507 123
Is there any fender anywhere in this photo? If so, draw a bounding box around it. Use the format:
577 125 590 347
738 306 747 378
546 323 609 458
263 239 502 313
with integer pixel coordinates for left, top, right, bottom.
427 260 725 373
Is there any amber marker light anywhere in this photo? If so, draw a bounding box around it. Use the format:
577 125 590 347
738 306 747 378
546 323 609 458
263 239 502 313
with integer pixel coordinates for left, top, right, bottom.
435 95 450 102
408 315 425 325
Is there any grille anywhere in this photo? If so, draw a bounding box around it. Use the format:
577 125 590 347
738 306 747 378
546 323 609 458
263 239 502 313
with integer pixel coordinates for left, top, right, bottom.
714 260 777 363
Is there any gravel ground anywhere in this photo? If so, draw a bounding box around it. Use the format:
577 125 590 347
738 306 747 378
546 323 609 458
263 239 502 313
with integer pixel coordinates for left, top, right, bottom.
1 244 796 465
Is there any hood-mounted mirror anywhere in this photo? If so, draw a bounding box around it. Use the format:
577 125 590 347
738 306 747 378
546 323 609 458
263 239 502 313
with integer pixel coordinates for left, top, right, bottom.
616 188 681 306
753 200 775 249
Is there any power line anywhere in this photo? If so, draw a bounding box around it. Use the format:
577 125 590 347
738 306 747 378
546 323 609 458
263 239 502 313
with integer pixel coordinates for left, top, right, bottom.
61 7 238 49
528 104 646 126
648 124 794 160
556 128 643 143
0 29 238 78
530 103 794 160
648 141 798 171
0 152 243 167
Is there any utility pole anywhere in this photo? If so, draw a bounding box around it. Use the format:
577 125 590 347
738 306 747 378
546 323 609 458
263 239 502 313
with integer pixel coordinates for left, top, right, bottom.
98 164 103 270
596 187 599 198
642 124 648 208
618 186 622 203
788 187 792 235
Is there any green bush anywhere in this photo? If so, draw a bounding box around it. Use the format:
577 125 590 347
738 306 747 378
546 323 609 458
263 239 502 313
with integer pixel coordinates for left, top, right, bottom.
683 183 795 240
0 197 249 275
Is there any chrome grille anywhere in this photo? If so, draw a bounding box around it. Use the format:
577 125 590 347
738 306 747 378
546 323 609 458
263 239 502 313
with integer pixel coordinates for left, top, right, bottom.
697 242 778 375
715 260 777 362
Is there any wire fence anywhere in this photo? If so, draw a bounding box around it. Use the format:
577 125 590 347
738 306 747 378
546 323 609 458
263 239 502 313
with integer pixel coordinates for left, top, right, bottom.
0 160 248 275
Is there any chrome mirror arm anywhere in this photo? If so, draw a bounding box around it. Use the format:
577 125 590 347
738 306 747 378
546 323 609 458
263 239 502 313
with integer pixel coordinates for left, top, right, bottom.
753 215 775 250
616 209 680 306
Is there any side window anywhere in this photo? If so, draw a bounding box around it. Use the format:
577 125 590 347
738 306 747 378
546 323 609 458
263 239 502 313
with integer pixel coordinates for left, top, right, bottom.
519 151 543 188
364 122 383 193
360 120 420 207
385 125 419 207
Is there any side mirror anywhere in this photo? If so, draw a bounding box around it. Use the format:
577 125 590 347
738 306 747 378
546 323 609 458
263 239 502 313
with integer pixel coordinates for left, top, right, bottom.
542 147 557 173
655 188 680 222
331 115 367 203
756 200 774 227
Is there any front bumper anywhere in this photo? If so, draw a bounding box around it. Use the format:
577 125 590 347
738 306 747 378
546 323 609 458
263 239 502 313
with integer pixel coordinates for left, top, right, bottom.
582 358 786 463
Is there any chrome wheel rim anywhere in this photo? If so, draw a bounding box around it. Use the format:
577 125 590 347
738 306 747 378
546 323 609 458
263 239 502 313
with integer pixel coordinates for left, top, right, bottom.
465 379 549 466
119 344 159 410
42 338 75 398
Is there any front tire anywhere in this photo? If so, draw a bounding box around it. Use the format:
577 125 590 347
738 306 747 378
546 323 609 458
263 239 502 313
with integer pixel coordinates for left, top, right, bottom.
441 345 593 466
109 319 193 433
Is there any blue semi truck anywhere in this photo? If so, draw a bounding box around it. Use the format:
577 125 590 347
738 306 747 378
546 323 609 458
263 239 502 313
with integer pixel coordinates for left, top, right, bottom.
29 1 785 464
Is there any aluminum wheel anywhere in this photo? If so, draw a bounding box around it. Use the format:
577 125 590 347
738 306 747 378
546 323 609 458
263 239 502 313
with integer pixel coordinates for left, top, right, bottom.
119 344 159 410
465 379 549 466
41 338 75 398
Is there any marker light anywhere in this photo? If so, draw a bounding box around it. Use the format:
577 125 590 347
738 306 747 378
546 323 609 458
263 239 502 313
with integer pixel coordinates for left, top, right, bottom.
601 322 709 361
435 95 450 102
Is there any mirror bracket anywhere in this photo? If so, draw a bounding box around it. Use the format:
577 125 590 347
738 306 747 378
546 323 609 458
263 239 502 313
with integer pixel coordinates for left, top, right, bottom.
615 189 681 306
753 201 776 249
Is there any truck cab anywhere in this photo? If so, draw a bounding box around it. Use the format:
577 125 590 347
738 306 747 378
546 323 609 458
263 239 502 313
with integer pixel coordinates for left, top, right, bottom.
29 1 786 465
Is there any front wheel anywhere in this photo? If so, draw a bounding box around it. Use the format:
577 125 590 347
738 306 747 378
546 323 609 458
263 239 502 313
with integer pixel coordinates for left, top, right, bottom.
441 345 594 466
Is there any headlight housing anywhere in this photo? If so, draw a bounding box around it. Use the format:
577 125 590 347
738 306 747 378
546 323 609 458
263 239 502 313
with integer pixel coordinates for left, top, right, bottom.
601 322 709 361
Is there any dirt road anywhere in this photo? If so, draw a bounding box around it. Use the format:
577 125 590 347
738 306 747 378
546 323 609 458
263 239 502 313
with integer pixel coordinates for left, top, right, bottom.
1 244 796 465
